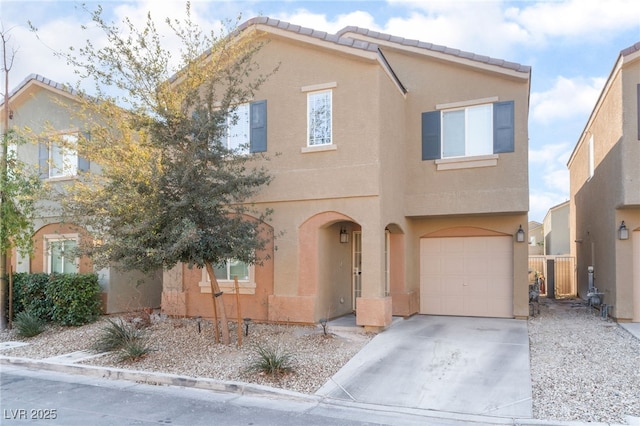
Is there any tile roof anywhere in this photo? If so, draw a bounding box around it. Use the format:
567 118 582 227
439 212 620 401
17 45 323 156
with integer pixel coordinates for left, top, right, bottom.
241 17 530 74
4 73 77 102
621 41 640 57
240 17 379 54
336 25 530 74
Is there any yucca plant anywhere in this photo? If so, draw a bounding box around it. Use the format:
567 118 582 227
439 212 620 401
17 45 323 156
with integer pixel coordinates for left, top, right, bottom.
13 311 45 338
92 319 141 352
249 344 294 376
117 339 152 362
93 318 153 362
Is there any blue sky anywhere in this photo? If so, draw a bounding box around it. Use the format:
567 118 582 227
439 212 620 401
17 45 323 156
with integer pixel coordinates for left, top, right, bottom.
2 0 639 222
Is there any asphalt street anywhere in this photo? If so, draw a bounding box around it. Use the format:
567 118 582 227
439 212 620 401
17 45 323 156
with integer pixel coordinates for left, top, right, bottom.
0 364 496 426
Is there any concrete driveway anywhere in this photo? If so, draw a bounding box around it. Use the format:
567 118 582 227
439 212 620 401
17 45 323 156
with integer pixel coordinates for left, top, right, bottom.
316 315 532 418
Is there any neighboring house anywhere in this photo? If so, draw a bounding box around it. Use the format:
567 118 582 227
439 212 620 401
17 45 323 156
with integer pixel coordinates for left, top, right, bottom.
0 74 162 314
528 203 575 298
543 201 570 255
528 221 544 255
568 42 640 322
162 17 532 330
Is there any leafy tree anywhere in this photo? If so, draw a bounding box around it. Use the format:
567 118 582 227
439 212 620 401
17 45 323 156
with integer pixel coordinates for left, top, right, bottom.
40 4 276 343
1 27 43 329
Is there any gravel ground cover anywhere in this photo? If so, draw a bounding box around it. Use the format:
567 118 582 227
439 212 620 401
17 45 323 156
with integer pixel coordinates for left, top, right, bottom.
2 298 639 423
528 298 640 424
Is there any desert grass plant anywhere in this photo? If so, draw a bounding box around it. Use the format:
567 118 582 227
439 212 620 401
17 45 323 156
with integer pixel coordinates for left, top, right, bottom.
117 338 152 362
13 311 45 338
249 344 294 376
93 318 153 362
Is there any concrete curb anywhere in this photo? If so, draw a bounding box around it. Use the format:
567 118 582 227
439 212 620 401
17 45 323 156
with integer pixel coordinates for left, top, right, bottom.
0 355 318 402
0 355 629 426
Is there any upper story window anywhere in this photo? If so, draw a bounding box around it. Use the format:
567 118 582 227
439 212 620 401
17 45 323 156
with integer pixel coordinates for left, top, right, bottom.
226 103 250 154
46 236 79 274
588 134 594 179
39 132 89 180
223 101 267 154
422 98 515 162
307 90 332 146
50 134 78 178
442 104 493 158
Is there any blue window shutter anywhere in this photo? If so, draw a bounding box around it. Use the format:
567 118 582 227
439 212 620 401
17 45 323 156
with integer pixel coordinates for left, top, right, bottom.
636 84 639 140
493 100 515 153
250 100 267 153
422 111 441 160
38 141 49 179
78 132 90 172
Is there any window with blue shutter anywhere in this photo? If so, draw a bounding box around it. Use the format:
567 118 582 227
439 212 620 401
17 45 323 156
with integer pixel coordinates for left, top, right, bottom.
39 141 49 179
493 101 515 153
421 100 515 161
422 111 441 160
38 132 87 178
250 100 267 153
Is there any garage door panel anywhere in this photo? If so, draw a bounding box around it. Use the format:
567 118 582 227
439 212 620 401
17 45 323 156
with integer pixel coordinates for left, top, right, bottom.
465 277 489 296
420 235 513 318
441 238 465 254
463 298 489 317
465 256 490 275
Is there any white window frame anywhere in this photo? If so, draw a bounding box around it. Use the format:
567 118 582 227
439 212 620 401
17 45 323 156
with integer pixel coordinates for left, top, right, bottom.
588 134 594 179
198 260 256 295
441 103 493 159
49 133 78 178
226 103 250 154
306 90 332 147
44 234 79 274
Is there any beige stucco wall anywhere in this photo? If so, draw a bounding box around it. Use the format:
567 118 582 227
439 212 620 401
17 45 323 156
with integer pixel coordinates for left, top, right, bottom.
162 24 530 326
569 52 640 321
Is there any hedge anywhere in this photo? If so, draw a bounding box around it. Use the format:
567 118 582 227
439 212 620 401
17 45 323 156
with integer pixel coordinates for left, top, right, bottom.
9 273 102 326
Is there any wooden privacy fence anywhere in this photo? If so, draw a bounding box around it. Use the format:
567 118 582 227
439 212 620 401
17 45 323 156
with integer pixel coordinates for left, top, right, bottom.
528 255 576 298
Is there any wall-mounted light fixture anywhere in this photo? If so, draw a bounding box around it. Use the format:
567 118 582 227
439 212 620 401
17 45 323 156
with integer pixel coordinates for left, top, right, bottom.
619 221 629 240
516 225 525 243
340 227 349 244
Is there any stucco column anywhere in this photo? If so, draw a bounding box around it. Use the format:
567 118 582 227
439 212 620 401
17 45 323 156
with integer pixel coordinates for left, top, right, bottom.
161 264 186 316
356 225 392 330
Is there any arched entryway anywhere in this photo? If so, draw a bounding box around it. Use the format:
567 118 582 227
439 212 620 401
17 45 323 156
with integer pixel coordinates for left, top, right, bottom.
298 211 360 321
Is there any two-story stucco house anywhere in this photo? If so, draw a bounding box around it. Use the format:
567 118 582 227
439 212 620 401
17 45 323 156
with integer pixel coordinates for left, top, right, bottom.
161 17 531 330
568 42 640 322
1 74 162 314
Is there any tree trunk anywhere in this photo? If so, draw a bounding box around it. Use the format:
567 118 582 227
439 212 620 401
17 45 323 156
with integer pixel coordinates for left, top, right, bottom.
205 262 230 344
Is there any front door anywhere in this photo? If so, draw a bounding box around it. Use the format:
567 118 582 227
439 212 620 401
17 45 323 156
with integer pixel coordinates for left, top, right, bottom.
352 231 362 311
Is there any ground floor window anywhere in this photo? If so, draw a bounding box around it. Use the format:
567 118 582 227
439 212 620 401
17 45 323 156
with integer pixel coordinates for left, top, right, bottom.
46 237 79 273
214 259 250 281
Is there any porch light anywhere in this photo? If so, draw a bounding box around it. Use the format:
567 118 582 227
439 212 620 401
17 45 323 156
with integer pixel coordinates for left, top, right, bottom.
516 225 525 243
619 221 629 240
340 227 349 244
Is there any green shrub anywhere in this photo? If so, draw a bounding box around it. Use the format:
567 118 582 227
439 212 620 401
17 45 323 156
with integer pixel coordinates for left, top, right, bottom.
13 311 45 338
249 344 294 376
46 274 102 326
11 273 53 322
93 319 141 352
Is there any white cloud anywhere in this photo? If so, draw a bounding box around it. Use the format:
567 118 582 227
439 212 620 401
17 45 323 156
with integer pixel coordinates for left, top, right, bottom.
270 9 378 34
529 142 573 221
530 76 605 124
530 191 569 222
506 0 640 43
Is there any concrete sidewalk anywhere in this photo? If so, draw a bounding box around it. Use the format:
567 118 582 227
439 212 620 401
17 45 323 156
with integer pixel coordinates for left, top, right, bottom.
317 315 532 418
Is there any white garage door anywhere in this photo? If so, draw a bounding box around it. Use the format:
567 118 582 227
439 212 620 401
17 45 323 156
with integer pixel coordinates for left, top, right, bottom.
420 236 513 318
